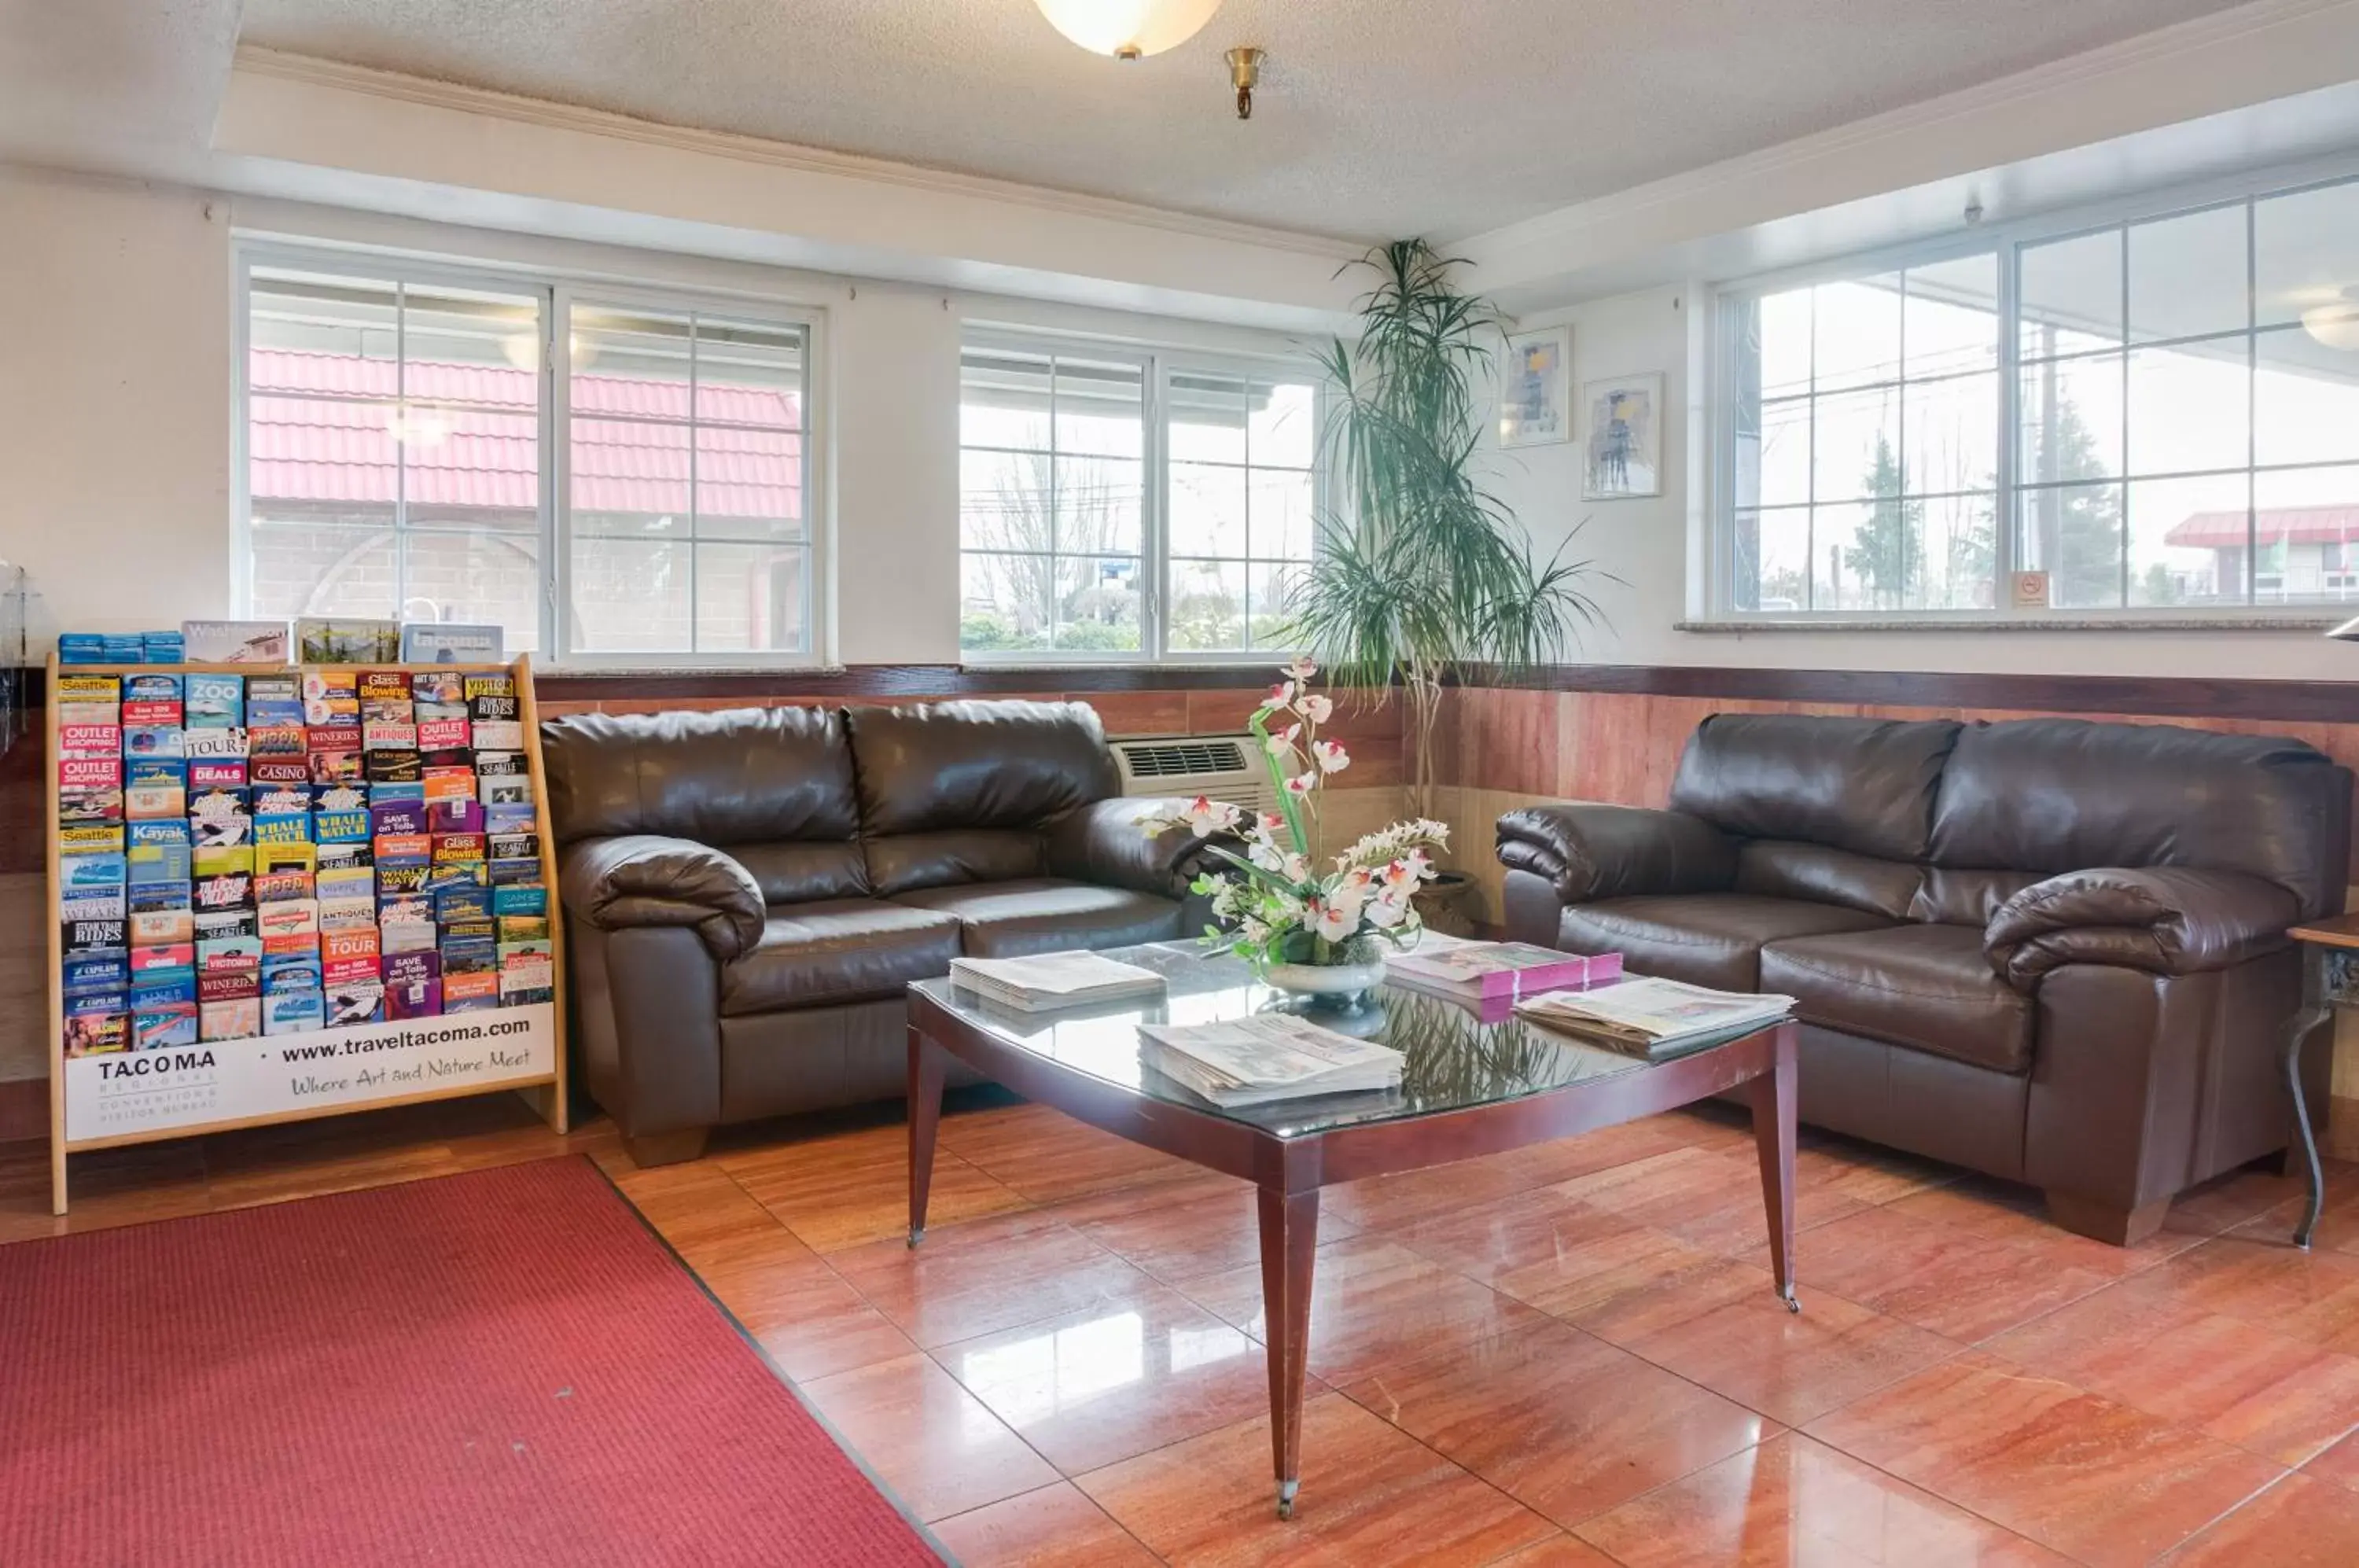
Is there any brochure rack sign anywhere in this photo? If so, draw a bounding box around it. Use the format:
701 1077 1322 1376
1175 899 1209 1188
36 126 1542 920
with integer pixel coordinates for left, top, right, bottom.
42 654 569 1213
64 1003 556 1142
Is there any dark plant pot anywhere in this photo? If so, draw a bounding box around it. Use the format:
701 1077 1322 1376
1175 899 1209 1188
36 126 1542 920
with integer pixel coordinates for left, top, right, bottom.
1412 870 1479 937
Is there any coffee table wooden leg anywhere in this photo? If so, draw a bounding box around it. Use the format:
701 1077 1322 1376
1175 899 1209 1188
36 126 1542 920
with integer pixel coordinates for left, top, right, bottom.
1751 1023 1800 1312
1257 1185 1319 1519
907 1028 946 1248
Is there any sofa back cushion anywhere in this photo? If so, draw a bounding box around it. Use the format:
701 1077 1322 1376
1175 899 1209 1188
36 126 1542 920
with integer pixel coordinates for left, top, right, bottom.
1908 867 2044 926
1671 714 1963 863
847 700 1121 893
1927 718 2352 919
539 706 870 901
1734 840 1924 920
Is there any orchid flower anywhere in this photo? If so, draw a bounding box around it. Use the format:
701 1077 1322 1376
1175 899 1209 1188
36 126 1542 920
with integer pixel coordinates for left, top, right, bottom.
1281 656 1318 683
1297 693 1334 724
1309 739 1350 775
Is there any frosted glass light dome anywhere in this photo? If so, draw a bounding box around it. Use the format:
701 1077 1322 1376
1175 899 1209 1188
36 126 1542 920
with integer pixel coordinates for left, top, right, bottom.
1033 0 1223 58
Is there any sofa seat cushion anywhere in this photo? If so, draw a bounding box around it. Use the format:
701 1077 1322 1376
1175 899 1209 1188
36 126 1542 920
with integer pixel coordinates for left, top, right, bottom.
1559 894 1890 992
889 878 1183 959
720 900 961 1017
1761 923 2033 1074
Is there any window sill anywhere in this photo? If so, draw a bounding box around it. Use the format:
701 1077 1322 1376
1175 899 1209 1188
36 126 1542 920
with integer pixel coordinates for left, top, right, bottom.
1677 615 2346 634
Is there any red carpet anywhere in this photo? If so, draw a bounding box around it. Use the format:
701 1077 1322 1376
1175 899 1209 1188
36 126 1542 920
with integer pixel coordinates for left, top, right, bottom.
0 1158 942 1567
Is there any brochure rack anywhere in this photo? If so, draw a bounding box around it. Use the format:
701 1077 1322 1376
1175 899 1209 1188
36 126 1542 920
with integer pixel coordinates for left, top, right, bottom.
43 654 569 1213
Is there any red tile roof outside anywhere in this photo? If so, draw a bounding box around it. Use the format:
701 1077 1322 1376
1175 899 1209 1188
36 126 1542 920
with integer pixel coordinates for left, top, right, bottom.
248 349 800 519
2166 506 2359 548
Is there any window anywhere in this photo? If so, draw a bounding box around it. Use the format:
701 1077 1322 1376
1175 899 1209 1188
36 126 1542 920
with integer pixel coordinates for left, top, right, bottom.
1717 171 2359 617
246 267 547 650
563 303 811 659
959 334 1319 658
240 250 823 664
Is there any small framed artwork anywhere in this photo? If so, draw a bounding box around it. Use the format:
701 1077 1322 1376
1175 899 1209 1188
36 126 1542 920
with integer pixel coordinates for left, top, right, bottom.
1499 327 1571 448
1581 371 1664 499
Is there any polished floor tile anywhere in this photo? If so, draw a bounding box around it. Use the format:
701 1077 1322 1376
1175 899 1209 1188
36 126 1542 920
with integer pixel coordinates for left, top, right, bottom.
1779 1204 2121 1342
1077 1391 1559 1566
1882 1173 2209 1277
929 1481 1162 1566
1623 1281 1961 1427
1172 1232 1550 1386
702 1243 921 1382
829 1207 1161 1349
938 1282 1279 1474
719 1123 1032 1253
800 1351 1060 1523
2308 1426 2359 1494
1056 1176 1358 1286
1543 1143 1888 1259
1805 1353 2284 1566
1574 1432 2074 1568
1319 1154 1537 1232
940 1100 1198 1204
1482 1537 1621 1567
2156 1471 2359 1566
1987 1281 2359 1466
2116 1232 2359 1355
1385 1185 1780 1342
1340 1314 1774 1528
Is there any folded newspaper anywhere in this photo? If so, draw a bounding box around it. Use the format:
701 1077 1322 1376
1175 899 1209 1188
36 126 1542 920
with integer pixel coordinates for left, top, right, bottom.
1138 1014 1404 1107
1514 977 1793 1060
948 951 1167 1012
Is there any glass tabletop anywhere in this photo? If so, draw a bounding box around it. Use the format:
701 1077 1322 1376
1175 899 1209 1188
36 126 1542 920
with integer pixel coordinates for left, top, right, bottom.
909 940 1676 1140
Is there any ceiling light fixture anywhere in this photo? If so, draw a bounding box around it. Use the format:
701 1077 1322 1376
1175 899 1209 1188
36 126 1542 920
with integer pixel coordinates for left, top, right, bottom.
1032 0 1222 59
2302 287 2359 352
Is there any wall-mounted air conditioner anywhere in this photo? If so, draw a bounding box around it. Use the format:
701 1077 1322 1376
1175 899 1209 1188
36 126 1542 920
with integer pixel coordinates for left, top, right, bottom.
1110 733 1274 818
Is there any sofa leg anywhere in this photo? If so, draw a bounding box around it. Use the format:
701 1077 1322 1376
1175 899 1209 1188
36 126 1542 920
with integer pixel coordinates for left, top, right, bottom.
2045 1191 2170 1246
624 1128 711 1168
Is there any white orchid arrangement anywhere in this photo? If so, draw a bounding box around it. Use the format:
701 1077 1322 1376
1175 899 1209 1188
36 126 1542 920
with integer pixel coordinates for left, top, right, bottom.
1143 658 1450 974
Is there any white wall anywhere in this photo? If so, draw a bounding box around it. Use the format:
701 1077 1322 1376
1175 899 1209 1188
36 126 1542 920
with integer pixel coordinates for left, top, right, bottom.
1491 285 2342 680
0 167 232 646
0 168 1330 665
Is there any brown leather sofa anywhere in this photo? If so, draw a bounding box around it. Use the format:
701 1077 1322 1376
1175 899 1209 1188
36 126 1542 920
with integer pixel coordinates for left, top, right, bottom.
1496 714 2350 1244
543 700 1224 1163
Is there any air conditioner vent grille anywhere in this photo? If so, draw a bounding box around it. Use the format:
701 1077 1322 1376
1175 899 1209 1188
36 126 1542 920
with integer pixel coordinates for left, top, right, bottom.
1121 739 1249 778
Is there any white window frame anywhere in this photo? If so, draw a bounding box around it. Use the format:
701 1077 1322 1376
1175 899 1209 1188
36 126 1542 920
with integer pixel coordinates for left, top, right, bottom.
233 241 830 668
959 326 1325 664
1704 154 2359 624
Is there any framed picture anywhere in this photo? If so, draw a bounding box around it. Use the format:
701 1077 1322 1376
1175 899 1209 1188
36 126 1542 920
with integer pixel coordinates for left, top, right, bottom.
1498 327 1571 448
1581 371 1664 499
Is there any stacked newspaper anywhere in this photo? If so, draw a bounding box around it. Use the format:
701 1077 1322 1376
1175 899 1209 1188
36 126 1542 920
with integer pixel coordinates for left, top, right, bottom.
948 951 1167 1012
1514 977 1792 1060
1138 1014 1404 1107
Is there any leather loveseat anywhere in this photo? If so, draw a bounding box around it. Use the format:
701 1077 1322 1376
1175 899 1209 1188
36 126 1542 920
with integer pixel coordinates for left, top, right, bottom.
543 700 1224 1163
1496 713 2350 1244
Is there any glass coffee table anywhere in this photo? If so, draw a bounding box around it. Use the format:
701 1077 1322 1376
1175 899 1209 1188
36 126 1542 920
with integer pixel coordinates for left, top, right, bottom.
904 942 1798 1519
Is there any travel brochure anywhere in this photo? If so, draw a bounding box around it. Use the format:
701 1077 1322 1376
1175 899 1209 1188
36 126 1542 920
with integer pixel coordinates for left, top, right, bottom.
57 619 504 668
54 662 552 1055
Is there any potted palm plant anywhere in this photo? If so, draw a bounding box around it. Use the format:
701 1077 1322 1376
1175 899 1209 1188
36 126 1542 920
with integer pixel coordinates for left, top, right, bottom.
1290 241 1604 918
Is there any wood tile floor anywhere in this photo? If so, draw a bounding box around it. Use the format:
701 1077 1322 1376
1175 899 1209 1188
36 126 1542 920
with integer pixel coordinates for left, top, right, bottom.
9 1090 2359 1566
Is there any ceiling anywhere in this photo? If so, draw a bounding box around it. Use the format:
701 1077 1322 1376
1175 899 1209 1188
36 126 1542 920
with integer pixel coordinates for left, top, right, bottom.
233 0 2261 241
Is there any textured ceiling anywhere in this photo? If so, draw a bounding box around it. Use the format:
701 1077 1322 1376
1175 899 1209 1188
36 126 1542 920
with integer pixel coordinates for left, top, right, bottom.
237 0 2258 241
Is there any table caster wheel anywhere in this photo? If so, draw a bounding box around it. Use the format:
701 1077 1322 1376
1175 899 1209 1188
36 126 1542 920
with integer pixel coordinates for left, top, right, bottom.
1783 1291 1801 1314
1275 1480 1297 1520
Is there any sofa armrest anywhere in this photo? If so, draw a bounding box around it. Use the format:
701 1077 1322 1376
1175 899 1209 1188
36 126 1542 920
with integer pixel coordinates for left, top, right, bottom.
1495 802 1737 904
558 834 766 962
1984 866 2297 988
1043 797 1234 900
